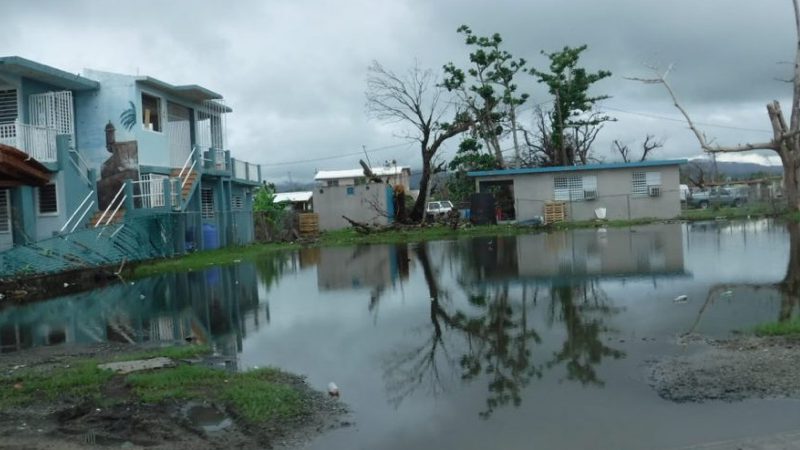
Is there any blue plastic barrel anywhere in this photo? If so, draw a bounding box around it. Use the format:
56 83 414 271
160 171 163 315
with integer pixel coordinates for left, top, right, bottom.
203 223 219 250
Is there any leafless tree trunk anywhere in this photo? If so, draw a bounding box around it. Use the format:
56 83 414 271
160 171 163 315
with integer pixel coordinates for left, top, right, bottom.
613 134 663 163
630 0 800 211
366 61 471 222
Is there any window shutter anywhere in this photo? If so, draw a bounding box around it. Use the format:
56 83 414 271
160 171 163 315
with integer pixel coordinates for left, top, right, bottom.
646 171 661 186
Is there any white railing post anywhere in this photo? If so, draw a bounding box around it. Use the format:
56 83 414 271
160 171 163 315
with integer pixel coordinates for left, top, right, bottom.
95 184 126 227
60 191 94 233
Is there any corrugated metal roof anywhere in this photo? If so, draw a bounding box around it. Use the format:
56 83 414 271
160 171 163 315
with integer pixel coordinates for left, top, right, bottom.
467 159 687 177
314 166 410 180
274 191 313 203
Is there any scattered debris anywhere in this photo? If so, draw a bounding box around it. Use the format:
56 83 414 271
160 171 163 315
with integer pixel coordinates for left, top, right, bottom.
328 382 340 397
98 357 175 374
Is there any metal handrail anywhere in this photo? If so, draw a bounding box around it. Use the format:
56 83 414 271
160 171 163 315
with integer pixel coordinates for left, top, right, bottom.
60 191 94 233
69 148 93 186
181 160 197 189
95 184 125 227
70 200 95 233
103 194 126 228
177 146 197 180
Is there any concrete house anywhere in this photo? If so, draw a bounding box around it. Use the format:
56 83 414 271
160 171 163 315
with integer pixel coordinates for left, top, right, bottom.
314 165 411 190
312 166 404 231
273 191 313 211
77 68 262 250
0 57 98 251
0 56 262 277
468 160 686 223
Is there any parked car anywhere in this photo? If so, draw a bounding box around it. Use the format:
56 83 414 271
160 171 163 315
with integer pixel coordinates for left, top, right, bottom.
688 187 747 209
426 200 454 217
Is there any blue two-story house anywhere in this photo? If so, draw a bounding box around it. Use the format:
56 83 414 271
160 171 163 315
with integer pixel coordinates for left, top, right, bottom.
0 57 263 277
0 57 97 251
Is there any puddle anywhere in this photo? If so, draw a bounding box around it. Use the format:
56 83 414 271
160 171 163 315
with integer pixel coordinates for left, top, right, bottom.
183 403 233 433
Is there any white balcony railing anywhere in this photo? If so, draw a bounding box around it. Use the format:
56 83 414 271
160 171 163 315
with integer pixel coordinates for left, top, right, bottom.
232 158 260 182
233 159 247 179
0 120 57 162
247 162 259 182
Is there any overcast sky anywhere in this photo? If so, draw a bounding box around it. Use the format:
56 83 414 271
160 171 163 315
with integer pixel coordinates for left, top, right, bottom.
1 0 795 183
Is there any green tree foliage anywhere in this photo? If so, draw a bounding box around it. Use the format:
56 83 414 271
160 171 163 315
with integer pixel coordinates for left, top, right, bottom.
529 45 612 166
445 138 500 203
443 26 529 168
253 183 285 225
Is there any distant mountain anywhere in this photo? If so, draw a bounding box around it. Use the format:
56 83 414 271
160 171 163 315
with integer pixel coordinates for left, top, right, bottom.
685 160 783 179
274 181 315 193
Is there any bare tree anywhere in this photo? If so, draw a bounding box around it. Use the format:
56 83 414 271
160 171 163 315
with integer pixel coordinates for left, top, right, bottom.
629 0 800 212
367 61 471 221
613 134 664 162
522 107 605 166
684 161 708 189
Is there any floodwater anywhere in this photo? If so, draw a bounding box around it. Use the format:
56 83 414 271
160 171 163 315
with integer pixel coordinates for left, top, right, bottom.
1 219 799 449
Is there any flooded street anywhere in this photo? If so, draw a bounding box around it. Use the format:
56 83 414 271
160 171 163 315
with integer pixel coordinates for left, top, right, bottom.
2 220 799 449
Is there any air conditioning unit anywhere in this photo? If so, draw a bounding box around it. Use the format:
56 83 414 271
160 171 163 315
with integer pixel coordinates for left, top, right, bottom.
648 186 662 197
583 189 597 200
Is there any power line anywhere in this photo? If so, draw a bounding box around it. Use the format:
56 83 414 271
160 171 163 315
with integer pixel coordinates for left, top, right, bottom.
260 142 413 167
603 106 773 134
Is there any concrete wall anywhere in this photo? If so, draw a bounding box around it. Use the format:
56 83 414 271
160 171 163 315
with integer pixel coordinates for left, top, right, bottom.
76 70 139 172
79 70 206 172
315 184 394 231
476 165 681 222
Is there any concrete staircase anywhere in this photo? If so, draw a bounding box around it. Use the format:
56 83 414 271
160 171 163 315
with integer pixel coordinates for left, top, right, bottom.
89 208 126 227
171 169 199 205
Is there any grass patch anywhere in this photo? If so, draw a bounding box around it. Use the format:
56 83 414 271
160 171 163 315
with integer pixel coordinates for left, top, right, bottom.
753 320 800 336
133 243 299 278
127 364 225 403
1 346 308 425
221 369 303 421
0 360 114 408
128 366 306 421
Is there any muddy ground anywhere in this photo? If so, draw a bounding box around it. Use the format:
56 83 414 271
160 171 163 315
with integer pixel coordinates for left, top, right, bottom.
0 343 347 449
649 334 800 403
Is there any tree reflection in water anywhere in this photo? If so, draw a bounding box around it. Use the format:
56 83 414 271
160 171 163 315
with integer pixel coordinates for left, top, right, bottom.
688 221 800 334
383 241 624 419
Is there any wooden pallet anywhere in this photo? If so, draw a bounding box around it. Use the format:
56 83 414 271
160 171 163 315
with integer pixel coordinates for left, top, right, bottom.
544 201 567 224
298 213 319 236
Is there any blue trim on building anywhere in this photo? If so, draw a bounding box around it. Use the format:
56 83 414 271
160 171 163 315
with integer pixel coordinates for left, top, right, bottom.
467 159 688 178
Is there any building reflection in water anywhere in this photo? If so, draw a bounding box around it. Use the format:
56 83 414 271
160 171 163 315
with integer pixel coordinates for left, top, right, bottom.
384 224 687 418
0 262 267 368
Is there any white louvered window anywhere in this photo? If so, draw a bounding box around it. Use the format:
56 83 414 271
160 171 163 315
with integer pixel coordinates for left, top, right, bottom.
554 175 597 201
0 189 10 233
0 89 17 124
632 171 661 196
232 195 243 210
201 188 215 219
38 183 58 215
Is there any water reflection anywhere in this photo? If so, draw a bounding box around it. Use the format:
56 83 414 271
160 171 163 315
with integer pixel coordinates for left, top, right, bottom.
457 223 686 283
383 236 633 419
687 220 800 332
0 263 267 367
